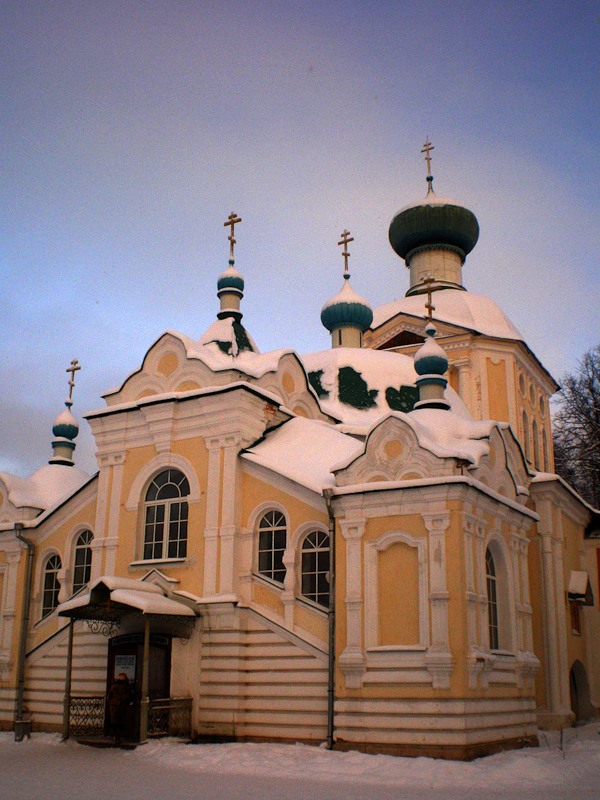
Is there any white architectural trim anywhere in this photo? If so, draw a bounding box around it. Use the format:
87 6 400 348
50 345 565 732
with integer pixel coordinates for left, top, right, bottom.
125 452 201 510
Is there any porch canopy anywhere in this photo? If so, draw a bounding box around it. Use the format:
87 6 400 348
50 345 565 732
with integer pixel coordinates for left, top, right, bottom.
57 576 196 743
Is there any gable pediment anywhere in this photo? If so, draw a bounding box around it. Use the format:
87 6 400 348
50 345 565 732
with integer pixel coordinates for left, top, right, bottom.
334 414 455 487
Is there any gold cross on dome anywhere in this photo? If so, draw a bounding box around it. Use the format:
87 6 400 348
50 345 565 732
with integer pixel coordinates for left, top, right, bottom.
421 137 434 177
224 212 242 259
423 275 436 321
338 229 354 275
66 358 81 402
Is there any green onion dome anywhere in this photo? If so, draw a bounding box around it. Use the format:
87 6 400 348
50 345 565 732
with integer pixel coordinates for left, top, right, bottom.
217 260 245 295
52 402 79 441
389 189 479 263
414 323 448 376
321 277 373 333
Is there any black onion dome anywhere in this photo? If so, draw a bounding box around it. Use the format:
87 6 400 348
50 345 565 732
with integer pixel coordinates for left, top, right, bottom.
389 192 479 262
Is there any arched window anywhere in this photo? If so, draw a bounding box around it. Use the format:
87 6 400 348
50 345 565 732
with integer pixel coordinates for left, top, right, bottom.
72 530 93 594
257 510 287 584
301 530 330 608
542 430 549 472
522 410 530 462
485 548 499 650
532 419 540 470
42 554 62 618
143 469 190 560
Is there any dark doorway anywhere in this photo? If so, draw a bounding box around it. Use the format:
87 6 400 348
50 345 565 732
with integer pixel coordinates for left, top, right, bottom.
107 633 171 740
569 659 594 722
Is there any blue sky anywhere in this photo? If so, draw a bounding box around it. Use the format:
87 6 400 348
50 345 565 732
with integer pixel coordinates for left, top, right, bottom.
1 1 598 476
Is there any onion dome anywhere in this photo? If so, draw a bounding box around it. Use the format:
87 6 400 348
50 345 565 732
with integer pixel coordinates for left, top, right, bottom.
389 189 479 264
49 398 79 466
321 278 373 333
49 358 81 466
414 322 448 375
52 402 79 440
413 322 450 411
217 260 245 295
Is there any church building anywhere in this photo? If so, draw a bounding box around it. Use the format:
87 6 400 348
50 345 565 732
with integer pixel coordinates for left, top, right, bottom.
0 146 598 759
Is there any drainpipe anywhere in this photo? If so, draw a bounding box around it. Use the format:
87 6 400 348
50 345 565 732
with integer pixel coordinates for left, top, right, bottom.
324 489 336 750
14 522 34 740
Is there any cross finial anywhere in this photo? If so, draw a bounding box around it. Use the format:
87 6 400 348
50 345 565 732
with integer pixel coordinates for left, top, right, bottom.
423 275 436 321
66 358 81 403
224 212 242 260
338 229 354 278
421 137 434 177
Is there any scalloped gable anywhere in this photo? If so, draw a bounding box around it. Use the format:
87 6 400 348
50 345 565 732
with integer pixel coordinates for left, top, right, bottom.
333 415 457 487
333 410 515 488
468 425 531 500
100 330 333 422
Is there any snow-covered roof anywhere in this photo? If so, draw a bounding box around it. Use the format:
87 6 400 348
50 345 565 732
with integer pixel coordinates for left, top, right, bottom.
300 346 468 429
103 327 300 400
242 417 363 493
58 575 195 617
402 408 498 466
371 289 524 341
0 464 90 511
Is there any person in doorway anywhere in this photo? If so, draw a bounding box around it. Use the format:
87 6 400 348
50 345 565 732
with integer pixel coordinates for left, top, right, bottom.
107 672 132 745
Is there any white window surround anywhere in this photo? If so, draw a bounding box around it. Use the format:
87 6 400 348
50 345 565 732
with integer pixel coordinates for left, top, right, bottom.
364 530 429 651
125 453 201 511
482 533 516 654
129 557 187 568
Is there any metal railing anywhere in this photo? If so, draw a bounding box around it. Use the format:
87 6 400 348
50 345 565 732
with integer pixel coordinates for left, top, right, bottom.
148 697 192 738
69 695 105 737
68 695 192 739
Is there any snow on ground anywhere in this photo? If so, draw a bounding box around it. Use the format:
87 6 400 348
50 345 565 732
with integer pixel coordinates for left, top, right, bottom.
1 724 599 800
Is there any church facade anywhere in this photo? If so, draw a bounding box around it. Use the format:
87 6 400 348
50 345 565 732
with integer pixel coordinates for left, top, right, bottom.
0 157 598 758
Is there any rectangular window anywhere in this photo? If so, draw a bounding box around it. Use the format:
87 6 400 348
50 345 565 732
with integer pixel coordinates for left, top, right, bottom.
144 504 165 560
570 600 581 635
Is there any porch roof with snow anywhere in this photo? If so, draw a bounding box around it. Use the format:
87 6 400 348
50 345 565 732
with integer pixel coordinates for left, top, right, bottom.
57 576 196 620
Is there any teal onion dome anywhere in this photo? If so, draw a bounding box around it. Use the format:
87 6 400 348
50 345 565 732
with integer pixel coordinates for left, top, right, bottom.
321 278 373 333
52 402 79 441
389 190 479 263
414 323 448 376
217 260 245 294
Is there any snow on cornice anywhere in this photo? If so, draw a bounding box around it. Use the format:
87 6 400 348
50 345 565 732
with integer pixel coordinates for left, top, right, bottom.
330 475 538 518
87 381 293 419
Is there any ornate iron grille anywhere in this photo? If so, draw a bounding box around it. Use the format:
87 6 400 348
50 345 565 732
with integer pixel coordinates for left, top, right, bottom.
69 695 105 737
148 697 192 738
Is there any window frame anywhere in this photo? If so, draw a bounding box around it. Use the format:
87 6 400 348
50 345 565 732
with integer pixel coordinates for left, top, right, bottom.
142 469 190 562
256 509 288 585
42 554 62 619
300 529 330 609
485 548 500 650
72 529 93 595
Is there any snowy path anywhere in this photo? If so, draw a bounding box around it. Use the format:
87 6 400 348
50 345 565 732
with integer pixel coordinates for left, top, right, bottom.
1 725 599 800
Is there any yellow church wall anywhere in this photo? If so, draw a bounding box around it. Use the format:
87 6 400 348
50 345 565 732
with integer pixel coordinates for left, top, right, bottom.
25 496 97 651
241 471 329 627
486 358 509 423
294 601 327 642
561 512 588 670
378 541 419 646
241 473 328 540
116 438 209 594
252 579 284 617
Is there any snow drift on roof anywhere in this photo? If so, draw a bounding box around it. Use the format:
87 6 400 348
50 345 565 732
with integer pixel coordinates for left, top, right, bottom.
242 417 363 494
371 289 524 341
405 408 497 465
300 347 468 427
0 464 89 511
